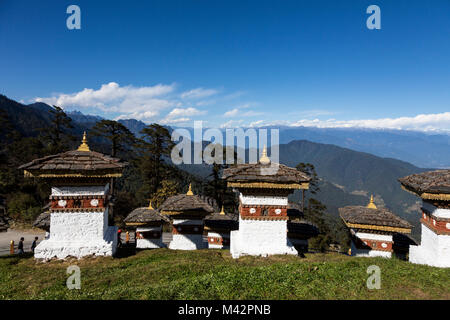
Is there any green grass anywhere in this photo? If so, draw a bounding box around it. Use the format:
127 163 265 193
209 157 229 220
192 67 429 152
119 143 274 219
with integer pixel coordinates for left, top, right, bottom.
0 249 448 300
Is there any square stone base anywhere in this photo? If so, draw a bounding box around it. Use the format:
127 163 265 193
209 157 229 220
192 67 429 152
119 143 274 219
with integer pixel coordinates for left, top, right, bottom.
34 226 117 260
230 230 298 259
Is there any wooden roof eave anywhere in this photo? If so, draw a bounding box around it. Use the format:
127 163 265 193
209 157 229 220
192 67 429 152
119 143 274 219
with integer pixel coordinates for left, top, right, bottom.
341 218 412 234
23 170 123 179
400 184 450 201
227 181 309 190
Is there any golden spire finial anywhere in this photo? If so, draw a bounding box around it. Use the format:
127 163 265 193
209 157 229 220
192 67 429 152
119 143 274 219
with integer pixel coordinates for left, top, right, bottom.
367 195 377 209
147 200 154 210
259 145 270 164
186 183 194 196
77 131 90 152
220 205 225 215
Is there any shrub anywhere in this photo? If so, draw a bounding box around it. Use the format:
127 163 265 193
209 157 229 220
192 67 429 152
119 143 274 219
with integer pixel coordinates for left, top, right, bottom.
7 192 41 223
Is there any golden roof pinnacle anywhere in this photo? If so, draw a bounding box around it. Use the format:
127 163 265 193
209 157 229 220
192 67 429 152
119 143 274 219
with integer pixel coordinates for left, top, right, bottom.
220 205 225 215
259 145 270 164
367 195 377 209
186 183 194 196
148 200 154 210
77 131 90 152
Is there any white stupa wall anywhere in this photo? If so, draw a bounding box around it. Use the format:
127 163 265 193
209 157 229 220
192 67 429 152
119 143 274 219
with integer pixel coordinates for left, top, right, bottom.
350 232 393 258
49 210 109 241
168 219 206 250
350 241 392 258
230 215 297 258
422 201 450 219
34 183 117 260
239 194 288 206
51 184 109 196
207 231 229 249
169 234 206 250
409 223 450 268
136 226 165 249
34 225 117 260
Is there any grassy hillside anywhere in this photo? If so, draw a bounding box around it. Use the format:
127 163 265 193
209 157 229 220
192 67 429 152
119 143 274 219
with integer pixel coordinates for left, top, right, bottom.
0 250 448 300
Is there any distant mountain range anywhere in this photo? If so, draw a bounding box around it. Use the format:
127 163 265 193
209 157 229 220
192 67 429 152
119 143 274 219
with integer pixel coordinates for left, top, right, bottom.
0 94 438 239
275 126 450 169
172 125 450 169
67 110 103 124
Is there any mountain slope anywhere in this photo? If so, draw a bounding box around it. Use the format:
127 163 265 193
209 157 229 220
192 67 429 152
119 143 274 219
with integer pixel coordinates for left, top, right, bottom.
279 140 424 222
275 126 450 168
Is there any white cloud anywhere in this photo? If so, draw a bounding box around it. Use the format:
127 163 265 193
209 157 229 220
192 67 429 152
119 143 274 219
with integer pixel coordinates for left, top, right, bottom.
224 108 239 117
166 107 206 118
159 107 207 125
34 82 176 121
289 109 336 118
220 119 244 128
249 120 265 127
290 112 450 133
223 103 263 118
115 111 159 121
180 87 219 100
160 117 191 125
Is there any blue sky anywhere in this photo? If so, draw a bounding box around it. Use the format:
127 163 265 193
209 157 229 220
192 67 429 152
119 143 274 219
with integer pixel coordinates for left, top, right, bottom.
1 0 449 131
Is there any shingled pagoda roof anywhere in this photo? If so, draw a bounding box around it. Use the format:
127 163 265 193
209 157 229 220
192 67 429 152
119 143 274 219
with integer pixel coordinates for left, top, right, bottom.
223 163 310 184
339 206 412 233
159 184 215 215
124 206 170 225
222 145 310 188
399 170 450 200
204 207 239 231
19 132 127 178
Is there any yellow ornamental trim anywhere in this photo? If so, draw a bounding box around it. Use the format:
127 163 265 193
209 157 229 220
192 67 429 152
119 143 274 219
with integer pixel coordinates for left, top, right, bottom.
125 222 147 226
160 210 183 215
400 185 450 201
23 171 123 178
160 210 208 216
343 221 411 234
204 226 230 232
421 192 450 201
227 182 309 190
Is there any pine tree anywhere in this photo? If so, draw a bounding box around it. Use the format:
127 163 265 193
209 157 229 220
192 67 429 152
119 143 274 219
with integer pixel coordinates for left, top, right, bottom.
203 145 238 212
304 198 331 252
137 124 174 196
296 162 331 252
40 105 75 153
90 120 136 157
